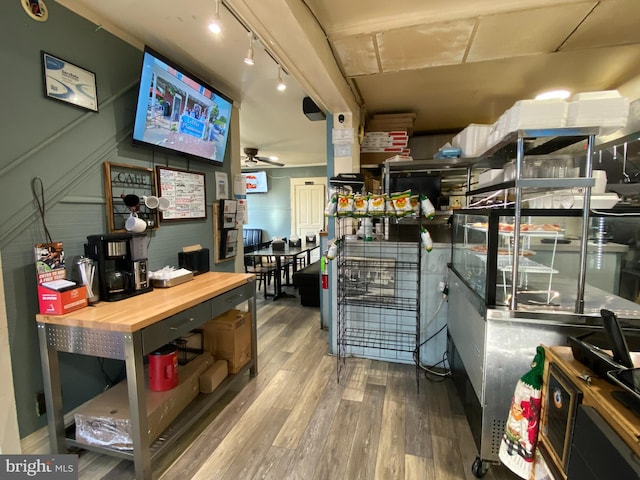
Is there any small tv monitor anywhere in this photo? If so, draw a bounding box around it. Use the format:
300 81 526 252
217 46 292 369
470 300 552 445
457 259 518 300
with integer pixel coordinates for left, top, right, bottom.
242 171 268 193
601 309 634 368
389 172 441 208
132 46 233 165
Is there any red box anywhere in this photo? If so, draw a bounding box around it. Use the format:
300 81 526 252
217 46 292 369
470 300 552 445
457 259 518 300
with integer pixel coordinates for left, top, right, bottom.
38 285 87 315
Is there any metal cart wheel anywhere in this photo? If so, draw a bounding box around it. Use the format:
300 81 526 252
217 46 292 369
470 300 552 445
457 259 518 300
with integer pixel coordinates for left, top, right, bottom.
471 456 489 478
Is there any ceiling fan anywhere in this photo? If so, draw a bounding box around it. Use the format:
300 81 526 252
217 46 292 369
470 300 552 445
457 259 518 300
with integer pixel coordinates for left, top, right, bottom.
242 147 284 167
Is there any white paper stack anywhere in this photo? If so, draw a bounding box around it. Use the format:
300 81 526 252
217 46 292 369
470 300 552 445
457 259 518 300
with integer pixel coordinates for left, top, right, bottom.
566 90 629 133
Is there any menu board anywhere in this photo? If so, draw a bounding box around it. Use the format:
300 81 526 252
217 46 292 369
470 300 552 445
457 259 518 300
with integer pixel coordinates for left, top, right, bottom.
156 166 207 220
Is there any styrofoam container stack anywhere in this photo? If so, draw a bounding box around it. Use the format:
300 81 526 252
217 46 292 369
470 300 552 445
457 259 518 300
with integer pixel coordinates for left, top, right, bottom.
452 124 493 157
503 99 568 132
566 90 629 133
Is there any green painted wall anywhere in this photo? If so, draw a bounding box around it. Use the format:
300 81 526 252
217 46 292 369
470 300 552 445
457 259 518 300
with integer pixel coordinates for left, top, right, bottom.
1 2 235 437
244 166 327 240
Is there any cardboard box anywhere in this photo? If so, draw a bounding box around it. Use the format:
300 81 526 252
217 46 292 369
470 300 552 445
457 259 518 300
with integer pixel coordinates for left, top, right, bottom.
202 309 252 374
37 284 87 315
74 352 213 450
199 360 228 393
366 113 416 136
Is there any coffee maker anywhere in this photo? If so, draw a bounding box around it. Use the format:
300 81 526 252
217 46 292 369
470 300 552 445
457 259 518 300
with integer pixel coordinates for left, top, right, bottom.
85 233 152 302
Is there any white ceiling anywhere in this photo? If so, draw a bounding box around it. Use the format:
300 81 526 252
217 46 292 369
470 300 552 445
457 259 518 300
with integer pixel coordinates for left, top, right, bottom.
55 0 640 167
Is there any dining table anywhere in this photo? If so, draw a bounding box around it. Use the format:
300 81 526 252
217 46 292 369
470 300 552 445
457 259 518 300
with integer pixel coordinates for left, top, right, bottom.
245 242 320 300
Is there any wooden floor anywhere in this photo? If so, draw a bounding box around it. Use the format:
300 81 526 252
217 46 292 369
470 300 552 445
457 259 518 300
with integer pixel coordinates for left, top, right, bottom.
76 294 520 480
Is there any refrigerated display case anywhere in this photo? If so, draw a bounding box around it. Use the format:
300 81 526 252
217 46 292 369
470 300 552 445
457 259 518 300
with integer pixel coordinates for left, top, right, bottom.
446 127 640 477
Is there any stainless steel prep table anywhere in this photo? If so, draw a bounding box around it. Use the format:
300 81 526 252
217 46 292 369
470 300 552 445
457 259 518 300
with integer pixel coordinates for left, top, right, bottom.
36 271 257 480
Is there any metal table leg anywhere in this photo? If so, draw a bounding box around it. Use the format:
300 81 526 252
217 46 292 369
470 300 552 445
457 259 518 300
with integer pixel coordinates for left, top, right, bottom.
38 324 66 453
124 331 152 480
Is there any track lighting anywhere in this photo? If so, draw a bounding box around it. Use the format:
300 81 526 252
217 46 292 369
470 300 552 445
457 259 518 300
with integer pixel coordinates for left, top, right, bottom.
244 32 254 65
208 0 221 34
277 66 286 91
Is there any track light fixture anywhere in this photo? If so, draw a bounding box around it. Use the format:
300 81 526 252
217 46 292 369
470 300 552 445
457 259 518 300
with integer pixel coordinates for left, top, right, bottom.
277 66 286 91
244 32 254 65
208 0 221 34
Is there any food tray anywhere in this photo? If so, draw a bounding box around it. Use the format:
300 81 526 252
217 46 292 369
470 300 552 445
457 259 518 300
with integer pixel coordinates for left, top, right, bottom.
151 272 194 288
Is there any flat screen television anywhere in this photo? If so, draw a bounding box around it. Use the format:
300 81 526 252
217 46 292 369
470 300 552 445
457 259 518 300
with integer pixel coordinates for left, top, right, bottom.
242 171 268 193
389 172 441 208
132 46 233 165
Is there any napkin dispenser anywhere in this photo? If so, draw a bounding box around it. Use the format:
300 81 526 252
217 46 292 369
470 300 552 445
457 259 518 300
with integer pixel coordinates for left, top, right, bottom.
271 240 285 251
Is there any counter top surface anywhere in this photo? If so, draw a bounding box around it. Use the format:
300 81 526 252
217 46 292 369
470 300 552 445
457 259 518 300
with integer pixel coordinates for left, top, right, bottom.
35 271 255 332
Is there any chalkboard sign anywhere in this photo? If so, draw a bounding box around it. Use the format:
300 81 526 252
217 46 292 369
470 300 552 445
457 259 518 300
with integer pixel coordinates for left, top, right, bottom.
156 166 207 221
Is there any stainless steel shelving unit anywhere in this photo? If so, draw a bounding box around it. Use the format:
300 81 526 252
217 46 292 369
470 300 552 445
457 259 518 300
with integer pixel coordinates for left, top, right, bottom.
465 127 598 311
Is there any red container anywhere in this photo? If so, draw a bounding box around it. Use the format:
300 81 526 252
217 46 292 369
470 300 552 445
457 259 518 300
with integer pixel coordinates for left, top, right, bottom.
149 344 179 392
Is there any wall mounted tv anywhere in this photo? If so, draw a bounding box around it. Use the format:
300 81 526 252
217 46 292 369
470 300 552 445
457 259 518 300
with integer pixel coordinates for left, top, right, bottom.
132 46 233 165
242 171 268 193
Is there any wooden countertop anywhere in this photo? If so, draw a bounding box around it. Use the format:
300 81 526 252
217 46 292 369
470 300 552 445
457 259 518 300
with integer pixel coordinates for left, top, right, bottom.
36 272 255 333
547 346 640 456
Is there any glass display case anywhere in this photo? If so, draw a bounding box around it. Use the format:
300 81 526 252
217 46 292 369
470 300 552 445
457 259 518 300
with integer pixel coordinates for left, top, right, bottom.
451 208 640 315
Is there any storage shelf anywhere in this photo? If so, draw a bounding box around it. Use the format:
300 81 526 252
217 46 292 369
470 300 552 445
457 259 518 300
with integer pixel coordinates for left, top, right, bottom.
338 294 419 311
336 216 421 387
467 178 595 196
64 361 254 461
476 127 600 164
342 327 416 352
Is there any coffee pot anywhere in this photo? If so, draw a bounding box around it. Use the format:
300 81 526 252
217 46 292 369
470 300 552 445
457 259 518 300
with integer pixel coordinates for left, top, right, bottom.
85 233 152 302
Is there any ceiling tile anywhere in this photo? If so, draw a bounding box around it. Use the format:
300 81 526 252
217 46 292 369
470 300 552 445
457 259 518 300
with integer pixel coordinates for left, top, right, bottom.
562 0 640 50
467 2 597 62
332 35 380 76
376 20 475 72
355 44 640 132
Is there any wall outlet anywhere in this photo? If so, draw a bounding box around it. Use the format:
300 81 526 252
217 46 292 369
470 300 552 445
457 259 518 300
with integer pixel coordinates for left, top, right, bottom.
35 391 46 416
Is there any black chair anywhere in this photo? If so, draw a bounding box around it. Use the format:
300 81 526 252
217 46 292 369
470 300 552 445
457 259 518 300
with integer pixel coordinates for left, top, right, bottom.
244 255 277 299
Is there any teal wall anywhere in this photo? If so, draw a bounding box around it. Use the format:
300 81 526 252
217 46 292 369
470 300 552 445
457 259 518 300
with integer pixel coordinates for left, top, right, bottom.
1 2 235 437
244 166 327 240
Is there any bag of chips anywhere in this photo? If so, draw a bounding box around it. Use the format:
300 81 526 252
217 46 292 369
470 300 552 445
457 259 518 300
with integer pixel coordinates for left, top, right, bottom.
421 227 433 252
353 194 368 217
337 193 354 216
368 194 386 216
391 190 413 217
324 194 337 216
410 195 421 216
421 195 435 219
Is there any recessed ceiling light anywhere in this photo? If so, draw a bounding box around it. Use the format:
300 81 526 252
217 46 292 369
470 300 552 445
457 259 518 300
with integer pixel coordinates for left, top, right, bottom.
535 89 571 100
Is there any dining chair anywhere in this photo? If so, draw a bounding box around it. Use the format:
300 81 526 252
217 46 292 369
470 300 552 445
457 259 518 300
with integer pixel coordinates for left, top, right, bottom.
244 255 277 298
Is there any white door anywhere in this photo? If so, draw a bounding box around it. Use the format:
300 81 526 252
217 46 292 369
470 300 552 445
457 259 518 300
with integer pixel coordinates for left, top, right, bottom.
290 177 326 242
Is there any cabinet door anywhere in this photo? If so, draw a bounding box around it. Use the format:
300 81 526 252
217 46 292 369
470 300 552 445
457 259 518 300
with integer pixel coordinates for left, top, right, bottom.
568 405 640 479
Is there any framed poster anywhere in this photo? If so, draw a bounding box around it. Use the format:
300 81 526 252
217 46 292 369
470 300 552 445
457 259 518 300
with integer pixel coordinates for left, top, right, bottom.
41 51 98 112
156 166 207 221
